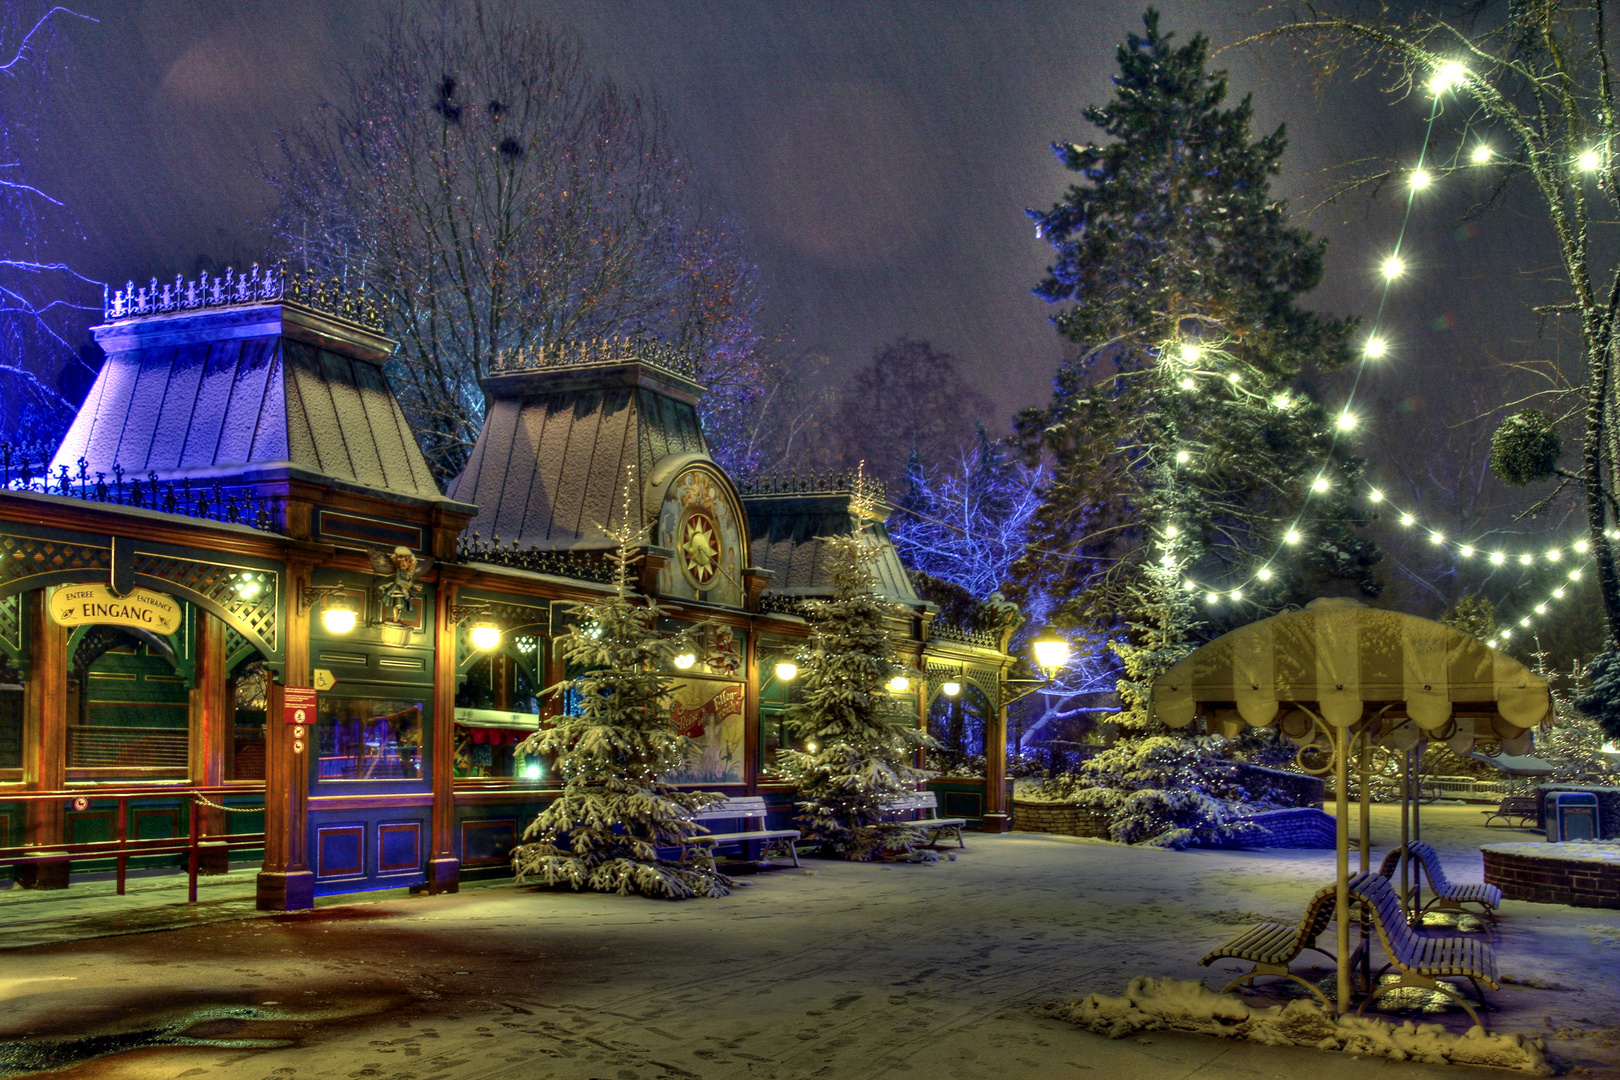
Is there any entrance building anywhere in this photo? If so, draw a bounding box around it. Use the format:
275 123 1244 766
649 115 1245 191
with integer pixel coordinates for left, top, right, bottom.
0 268 1018 909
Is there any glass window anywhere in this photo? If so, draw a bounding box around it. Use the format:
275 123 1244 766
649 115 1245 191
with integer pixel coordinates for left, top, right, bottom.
229 661 267 781
316 695 424 781
453 639 546 781
0 681 20 769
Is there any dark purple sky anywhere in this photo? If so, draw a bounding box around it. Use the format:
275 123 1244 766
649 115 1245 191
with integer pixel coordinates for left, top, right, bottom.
27 1 1564 488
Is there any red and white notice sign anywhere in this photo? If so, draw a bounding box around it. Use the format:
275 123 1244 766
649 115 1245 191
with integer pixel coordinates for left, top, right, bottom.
284 687 318 725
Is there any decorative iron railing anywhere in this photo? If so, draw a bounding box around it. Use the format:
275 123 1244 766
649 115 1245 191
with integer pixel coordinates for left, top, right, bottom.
757 593 809 617
103 263 381 330
456 532 617 584
928 620 1002 650
488 336 702 381
0 446 283 533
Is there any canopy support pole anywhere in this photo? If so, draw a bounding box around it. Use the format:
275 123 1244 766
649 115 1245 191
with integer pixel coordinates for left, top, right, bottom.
1399 746 1411 911
1358 723 1371 871
1413 742 1424 921
1335 721 1350 1014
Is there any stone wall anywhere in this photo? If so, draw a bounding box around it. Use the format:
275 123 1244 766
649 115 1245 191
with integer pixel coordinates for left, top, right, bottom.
1483 844 1620 909
1194 807 1336 850
1011 800 1112 839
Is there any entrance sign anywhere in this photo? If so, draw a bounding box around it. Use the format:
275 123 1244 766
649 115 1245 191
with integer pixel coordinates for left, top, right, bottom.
48 583 181 635
284 686 317 725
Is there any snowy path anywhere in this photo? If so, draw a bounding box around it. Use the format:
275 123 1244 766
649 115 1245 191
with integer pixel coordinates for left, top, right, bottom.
0 810 1615 1078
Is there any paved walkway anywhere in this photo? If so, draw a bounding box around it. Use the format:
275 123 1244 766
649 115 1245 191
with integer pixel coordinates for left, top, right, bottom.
0 807 1613 1078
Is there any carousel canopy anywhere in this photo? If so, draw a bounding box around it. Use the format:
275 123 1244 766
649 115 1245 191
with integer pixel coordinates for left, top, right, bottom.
1150 598 1551 749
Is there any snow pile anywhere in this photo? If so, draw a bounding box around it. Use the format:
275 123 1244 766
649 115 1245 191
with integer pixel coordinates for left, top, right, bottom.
1483 841 1620 864
1043 976 1552 1074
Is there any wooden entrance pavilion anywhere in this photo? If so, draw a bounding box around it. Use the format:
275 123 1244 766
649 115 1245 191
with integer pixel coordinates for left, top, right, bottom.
0 268 1019 909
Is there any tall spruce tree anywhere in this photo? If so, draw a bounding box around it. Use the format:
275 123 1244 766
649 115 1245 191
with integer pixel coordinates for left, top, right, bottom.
778 535 932 860
1014 11 1378 692
510 522 730 899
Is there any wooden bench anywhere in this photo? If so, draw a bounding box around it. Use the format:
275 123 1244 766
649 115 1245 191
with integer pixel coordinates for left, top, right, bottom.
1378 840 1502 925
681 796 800 867
883 791 968 849
1482 795 1538 829
1198 882 1338 1007
1349 869 1499 1032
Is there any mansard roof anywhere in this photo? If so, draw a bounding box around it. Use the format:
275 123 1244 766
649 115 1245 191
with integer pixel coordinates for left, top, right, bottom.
740 475 920 605
54 271 450 507
448 342 711 549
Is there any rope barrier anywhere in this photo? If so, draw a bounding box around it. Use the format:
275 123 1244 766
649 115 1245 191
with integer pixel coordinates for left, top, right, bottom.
191 794 264 813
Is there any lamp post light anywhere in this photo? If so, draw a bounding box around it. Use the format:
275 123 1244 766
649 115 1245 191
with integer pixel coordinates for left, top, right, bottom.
469 621 502 651
1031 633 1071 679
773 660 799 682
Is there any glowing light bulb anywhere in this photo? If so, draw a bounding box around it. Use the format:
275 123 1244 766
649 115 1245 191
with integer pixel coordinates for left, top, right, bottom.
1459 545 1474 558
1576 539 1591 553
1226 372 1241 384
942 681 961 697
1369 489 1384 503
1175 450 1191 464
1472 144 1492 164
1535 604 1548 614
1429 61 1466 92
673 651 697 670
1179 377 1196 390
470 622 501 651
1554 587 1566 599
1520 617 1532 627
774 661 799 682
1284 529 1302 545
1570 568 1583 580
1364 336 1388 359
1399 513 1416 527
887 675 910 693
1165 525 1179 537
1547 548 1562 561
1257 567 1273 581
1272 392 1292 409
1382 255 1405 279
322 604 356 635
1410 168 1432 190
1579 148 1603 171
1180 342 1200 363
1336 412 1357 431
1429 532 1445 545
1230 589 1243 602
1311 477 1330 493
806 741 818 752
1183 579 1198 591
1206 591 1220 604
235 576 261 600
1500 629 1512 639
1519 553 1534 565
523 763 541 781
1490 552 1506 565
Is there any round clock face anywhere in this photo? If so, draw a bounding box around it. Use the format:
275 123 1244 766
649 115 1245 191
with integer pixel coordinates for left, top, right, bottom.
679 509 723 589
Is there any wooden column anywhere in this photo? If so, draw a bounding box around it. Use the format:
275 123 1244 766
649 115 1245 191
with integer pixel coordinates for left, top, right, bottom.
983 698 1010 833
427 577 461 893
189 612 229 835
23 591 67 859
742 628 759 793
257 561 314 911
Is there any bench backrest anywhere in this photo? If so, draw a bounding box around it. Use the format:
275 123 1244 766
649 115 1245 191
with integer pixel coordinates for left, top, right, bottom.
1406 839 1455 893
692 796 769 822
1349 870 1420 964
1295 883 1338 947
880 790 934 813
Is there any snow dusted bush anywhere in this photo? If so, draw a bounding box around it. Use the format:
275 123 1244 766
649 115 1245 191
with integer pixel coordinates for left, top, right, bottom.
1037 735 1288 849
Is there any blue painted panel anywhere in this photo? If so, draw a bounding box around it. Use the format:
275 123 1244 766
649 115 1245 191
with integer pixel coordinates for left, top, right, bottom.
316 823 364 878
378 821 421 873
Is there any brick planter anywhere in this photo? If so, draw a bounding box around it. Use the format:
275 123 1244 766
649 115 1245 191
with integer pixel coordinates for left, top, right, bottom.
1012 799 1112 839
1482 843 1620 909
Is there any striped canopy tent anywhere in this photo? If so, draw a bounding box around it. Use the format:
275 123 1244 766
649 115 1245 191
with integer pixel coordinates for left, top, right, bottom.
1148 597 1553 1014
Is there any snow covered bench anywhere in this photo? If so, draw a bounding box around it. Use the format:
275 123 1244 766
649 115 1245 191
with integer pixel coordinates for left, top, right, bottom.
882 791 968 849
1350 869 1499 1033
682 796 800 867
1198 882 1338 1007
1378 840 1502 925
1482 795 1538 829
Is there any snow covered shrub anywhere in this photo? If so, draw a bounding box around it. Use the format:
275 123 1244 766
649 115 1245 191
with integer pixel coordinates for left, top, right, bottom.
1039 735 1285 849
510 535 731 899
777 534 934 860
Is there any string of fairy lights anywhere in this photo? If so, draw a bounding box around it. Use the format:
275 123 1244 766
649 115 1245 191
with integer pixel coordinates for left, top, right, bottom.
1161 59 1603 650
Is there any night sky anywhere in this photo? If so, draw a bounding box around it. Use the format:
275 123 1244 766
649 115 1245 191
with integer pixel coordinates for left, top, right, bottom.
22 2 1572 539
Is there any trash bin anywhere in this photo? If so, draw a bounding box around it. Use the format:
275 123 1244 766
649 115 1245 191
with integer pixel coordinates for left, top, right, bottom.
1548 792 1601 842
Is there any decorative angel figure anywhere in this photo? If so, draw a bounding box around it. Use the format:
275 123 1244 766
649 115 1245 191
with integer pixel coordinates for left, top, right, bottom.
368 545 431 623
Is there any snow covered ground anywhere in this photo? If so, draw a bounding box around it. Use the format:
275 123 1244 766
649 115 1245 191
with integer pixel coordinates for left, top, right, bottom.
0 804 1615 1078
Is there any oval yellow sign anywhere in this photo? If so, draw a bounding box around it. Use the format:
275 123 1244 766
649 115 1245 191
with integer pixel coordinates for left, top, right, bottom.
48 583 182 635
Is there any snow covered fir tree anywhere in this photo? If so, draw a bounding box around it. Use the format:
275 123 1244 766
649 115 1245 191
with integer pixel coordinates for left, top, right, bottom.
777 534 934 860
510 520 731 900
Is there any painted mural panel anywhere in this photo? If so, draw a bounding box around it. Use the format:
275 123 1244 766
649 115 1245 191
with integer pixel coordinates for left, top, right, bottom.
664 679 744 785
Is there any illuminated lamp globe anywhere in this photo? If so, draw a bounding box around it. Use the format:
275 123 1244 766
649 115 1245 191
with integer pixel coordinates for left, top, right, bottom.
1031 633 1069 677
470 622 502 651
774 660 799 682
236 576 262 601
322 600 357 635
941 680 962 698
673 651 697 670
887 675 911 693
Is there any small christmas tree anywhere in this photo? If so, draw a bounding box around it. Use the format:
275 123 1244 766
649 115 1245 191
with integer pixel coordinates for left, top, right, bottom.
778 534 933 860
510 511 730 898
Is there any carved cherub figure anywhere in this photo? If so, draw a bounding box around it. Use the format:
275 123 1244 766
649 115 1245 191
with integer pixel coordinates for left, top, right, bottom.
368 544 432 623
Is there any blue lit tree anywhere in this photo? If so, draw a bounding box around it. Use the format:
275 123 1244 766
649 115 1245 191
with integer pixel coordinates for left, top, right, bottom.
0 3 100 448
